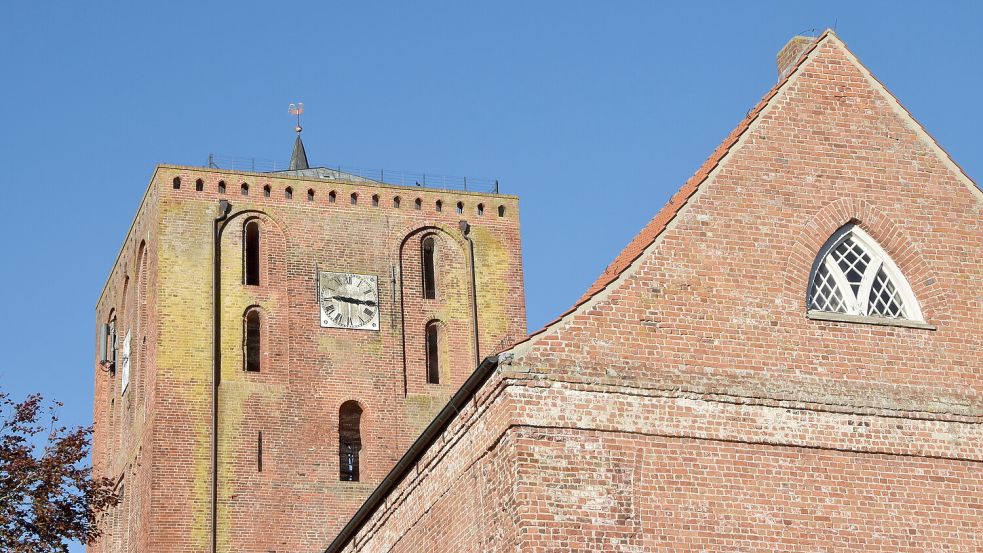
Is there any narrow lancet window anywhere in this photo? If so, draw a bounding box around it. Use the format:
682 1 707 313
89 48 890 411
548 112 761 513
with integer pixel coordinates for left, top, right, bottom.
339 401 363 481
244 221 260 286
245 310 261 372
426 322 440 384
257 431 263 472
422 236 436 299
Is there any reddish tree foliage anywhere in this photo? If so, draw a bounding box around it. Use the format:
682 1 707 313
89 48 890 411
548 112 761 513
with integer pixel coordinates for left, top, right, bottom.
0 391 117 551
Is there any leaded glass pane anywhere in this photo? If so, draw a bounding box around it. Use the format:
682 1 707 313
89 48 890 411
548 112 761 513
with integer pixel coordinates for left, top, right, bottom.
810 262 846 313
867 267 906 318
830 236 870 297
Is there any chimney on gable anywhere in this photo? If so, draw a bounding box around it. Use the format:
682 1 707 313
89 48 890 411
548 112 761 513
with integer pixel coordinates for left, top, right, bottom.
776 35 815 80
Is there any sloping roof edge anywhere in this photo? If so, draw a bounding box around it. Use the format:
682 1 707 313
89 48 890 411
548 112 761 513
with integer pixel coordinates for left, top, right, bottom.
834 35 983 201
324 355 502 553
512 30 833 349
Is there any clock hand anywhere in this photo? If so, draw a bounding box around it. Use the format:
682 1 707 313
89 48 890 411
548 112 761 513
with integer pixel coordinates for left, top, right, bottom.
328 295 376 307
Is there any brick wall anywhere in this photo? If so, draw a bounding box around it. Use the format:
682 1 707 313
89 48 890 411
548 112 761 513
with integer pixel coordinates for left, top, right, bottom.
92 179 160 552
91 168 526 552
337 32 983 552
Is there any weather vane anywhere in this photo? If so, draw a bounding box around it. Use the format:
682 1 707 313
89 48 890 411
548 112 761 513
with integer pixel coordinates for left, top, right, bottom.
288 102 304 133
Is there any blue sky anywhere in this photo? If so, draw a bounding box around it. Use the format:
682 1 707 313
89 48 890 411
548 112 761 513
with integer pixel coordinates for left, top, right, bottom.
1 2 981 550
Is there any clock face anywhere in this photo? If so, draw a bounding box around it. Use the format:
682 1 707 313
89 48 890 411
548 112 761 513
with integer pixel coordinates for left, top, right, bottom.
319 272 380 330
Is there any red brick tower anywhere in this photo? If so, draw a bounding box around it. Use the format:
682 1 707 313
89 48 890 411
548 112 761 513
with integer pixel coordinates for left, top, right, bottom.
90 141 526 552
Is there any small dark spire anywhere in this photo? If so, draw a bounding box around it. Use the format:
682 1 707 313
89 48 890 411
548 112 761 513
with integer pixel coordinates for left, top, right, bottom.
287 102 309 170
289 134 309 171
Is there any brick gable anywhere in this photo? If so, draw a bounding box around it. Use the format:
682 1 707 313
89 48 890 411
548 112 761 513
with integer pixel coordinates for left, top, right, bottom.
516 32 982 417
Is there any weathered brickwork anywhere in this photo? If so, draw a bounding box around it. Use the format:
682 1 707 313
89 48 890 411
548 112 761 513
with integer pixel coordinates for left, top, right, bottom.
336 32 983 552
91 168 526 552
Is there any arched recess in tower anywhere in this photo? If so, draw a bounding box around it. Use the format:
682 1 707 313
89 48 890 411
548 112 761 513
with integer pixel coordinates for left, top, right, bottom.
398 226 476 396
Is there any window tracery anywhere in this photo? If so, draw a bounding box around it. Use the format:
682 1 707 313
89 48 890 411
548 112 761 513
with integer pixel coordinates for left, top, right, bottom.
808 224 921 321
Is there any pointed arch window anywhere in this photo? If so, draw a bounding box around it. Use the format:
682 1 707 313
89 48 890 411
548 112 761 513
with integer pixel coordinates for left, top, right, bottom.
101 310 118 370
808 224 922 321
422 236 436 299
339 401 363 481
244 221 261 286
244 309 262 372
425 321 440 384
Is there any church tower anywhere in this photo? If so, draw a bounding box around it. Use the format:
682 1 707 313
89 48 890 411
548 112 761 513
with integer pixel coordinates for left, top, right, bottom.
90 131 527 552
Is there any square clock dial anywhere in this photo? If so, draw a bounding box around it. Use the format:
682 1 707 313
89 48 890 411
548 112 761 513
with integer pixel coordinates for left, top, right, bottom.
318 271 380 330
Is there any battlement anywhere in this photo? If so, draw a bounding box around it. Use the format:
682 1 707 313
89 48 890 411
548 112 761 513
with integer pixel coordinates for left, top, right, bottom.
159 164 517 218
202 155 501 193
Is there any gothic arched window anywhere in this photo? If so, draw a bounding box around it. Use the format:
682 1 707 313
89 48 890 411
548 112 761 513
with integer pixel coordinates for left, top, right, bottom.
808 224 922 321
244 220 261 286
422 236 436 299
339 401 363 481
425 321 440 384
244 309 262 372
